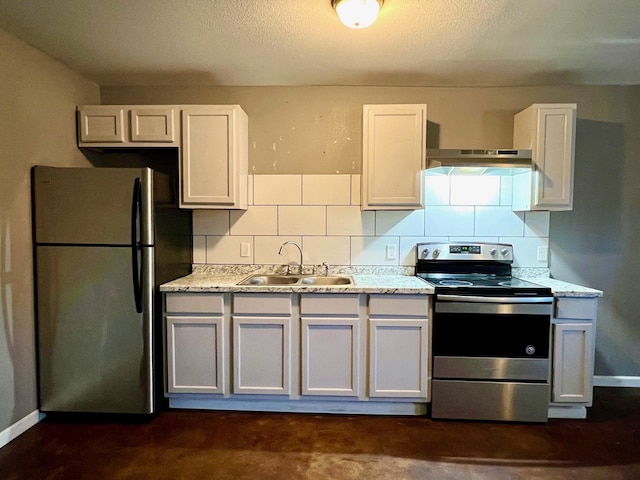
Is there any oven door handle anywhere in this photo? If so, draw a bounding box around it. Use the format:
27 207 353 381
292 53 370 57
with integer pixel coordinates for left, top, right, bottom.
437 294 554 304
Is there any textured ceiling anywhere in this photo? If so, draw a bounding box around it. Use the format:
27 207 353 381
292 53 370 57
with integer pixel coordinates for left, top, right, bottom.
0 0 639 87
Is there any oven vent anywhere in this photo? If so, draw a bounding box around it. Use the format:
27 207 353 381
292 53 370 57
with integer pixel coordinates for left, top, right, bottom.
426 149 532 175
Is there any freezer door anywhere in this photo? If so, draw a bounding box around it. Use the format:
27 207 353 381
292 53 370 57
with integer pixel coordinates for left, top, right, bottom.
33 166 153 246
36 245 154 414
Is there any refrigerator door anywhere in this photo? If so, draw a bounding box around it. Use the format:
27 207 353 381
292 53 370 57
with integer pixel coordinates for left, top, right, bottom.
33 166 153 246
36 244 155 414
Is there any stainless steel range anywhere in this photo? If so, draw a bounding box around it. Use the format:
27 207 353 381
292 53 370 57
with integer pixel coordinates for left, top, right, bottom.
416 242 554 423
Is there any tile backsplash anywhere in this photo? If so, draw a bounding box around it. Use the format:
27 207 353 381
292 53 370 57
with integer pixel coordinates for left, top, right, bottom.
192 173 550 269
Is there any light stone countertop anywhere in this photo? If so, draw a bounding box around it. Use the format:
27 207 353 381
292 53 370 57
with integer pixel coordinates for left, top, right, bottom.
160 265 601 297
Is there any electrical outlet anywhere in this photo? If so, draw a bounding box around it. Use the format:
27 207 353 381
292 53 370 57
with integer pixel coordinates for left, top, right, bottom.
386 243 397 261
537 246 548 262
240 242 251 258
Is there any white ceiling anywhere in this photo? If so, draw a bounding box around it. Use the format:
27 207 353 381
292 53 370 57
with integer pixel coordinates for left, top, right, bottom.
1 0 639 87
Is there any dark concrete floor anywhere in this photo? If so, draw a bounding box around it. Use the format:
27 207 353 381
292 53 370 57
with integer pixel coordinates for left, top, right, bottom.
1 387 639 480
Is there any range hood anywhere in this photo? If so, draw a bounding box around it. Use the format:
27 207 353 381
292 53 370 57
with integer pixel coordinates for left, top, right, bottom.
426 149 532 175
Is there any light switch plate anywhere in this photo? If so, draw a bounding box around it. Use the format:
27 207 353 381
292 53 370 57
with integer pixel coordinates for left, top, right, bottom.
537 246 548 262
386 243 397 261
240 242 251 257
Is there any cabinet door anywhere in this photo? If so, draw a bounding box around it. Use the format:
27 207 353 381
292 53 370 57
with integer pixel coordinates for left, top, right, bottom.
180 106 248 209
362 104 426 210
166 316 225 394
301 317 360 396
79 106 125 143
552 322 593 403
533 106 576 209
130 108 176 143
369 318 428 398
233 316 291 395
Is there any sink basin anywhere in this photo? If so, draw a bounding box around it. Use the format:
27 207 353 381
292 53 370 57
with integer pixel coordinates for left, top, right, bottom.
238 275 299 285
237 274 353 287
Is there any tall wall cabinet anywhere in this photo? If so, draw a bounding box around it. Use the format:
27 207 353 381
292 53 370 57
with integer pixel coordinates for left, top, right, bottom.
512 103 577 211
77 104 248 210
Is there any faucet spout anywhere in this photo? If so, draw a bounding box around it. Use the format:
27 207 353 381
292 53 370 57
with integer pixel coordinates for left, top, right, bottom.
278 241 304 274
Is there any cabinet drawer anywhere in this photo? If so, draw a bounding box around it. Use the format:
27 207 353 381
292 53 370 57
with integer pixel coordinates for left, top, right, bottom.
233 294 292 315
369 294 428 317
166 293 225 314
300 294 360 316
555 298 597 320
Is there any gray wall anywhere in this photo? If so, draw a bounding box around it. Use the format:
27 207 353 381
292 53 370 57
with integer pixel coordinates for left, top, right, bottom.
104 85 640 377
0 28 99 433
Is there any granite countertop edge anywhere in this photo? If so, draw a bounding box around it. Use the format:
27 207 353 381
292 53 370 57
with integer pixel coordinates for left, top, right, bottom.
160 270 602 297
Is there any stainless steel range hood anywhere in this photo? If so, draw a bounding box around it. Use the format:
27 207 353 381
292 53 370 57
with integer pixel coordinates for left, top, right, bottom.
426 149 532 175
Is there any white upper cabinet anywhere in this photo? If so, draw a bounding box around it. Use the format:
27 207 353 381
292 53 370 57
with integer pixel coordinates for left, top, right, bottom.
512 103 577 211
78 105 177 146
180 105 248 210
361 104 426 210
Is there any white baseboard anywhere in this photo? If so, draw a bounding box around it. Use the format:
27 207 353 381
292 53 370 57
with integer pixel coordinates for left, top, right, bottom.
594 376 640 388
0 410 44 449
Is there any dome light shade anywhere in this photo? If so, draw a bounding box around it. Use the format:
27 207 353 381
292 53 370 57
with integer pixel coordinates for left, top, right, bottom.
332 0 383 29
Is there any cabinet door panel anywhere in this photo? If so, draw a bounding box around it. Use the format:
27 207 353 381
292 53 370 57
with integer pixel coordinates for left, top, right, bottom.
79 107 125 143
552 322 593 403
362 105 426 210
166 316 225 394
301 317 359 396
130 108 175 143
369 318 428 398
233 316 291 395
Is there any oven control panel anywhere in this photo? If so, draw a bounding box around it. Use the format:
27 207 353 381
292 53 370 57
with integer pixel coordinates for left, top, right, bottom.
417 242 513 262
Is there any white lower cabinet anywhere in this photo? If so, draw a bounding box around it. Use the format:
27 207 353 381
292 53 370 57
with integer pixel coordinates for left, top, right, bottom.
232 294 293 395
300 294 361 397
368 295 430 399
551 297 598 405
165 293 227 394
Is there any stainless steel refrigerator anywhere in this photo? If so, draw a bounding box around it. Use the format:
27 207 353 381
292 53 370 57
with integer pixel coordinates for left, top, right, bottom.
32 166 191 415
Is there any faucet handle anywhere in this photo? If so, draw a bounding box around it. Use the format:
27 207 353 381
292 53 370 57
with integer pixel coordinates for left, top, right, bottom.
322 261 330 276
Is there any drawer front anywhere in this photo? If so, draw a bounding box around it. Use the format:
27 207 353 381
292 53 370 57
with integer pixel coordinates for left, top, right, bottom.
233 294 292 315
555 297 597 320
300 294 360 316
369 294 428 317
165 293 225 314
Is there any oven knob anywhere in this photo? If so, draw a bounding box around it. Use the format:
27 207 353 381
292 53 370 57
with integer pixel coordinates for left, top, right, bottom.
501 248 509 257
432 248 440 258
420 248 429 259
490 248 497 257
525 345 536 355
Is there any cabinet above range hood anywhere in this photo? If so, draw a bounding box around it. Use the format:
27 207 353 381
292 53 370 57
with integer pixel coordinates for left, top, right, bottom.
426 149 532 175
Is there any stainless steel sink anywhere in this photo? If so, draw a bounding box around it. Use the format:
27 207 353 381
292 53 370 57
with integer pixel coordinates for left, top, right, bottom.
237 274 353 286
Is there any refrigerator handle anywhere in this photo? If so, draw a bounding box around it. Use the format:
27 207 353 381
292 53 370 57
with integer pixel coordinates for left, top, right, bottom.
131 178 143 314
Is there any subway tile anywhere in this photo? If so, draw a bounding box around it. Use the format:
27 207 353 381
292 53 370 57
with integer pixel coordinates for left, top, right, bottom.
302 175 351 205
524 211 550 237
375 210 425 236
449 236 499 243
450 176 501 206
278 206 326 235
475 206 525 237
303 236 351 266
350 237 400 266
253 174 301 205
327 206 375 236
254 236 302 265
230 206 278 236
503 237 549 268
206 235 253 264
424 174 450 206
425 206 474 236
500 176 513 206
351 175 361 206
193 235 207 263
192 210 229 235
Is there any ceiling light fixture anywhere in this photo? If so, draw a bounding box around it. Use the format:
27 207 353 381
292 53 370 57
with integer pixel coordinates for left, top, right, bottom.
332 0 384 29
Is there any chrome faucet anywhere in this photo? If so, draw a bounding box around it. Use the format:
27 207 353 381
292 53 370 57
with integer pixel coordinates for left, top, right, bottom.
278 241 304 275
